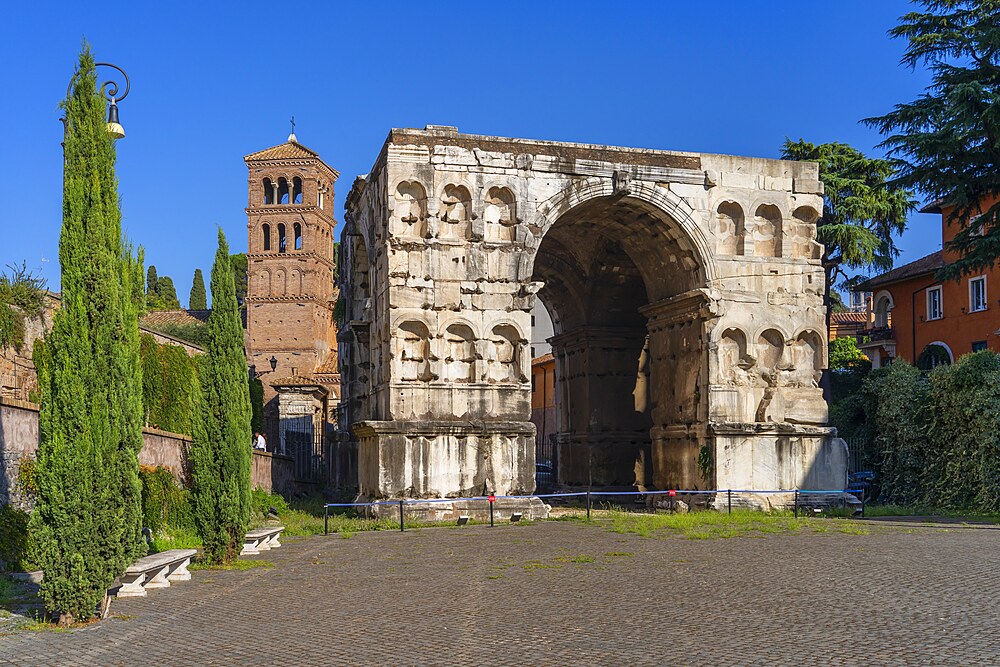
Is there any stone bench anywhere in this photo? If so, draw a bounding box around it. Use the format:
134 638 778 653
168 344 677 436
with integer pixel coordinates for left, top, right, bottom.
241 526 284 556
118 548 196 598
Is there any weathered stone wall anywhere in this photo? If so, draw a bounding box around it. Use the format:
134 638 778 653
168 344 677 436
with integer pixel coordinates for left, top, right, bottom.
251 451 296 497
0 292 59 402
0 398 41 508
1 398 297 505
340 126 843 497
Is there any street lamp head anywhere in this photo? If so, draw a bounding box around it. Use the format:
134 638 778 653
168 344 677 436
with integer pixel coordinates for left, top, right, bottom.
106 98 125 140
269 356 278 372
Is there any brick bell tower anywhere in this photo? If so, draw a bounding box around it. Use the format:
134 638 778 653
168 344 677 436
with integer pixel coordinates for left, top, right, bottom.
244 130 340 472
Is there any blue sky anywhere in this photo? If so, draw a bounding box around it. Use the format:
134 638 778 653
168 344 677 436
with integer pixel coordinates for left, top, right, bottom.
0 0 936 305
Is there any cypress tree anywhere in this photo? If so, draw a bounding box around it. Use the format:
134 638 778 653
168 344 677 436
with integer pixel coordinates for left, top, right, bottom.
31 46 145 624
155 276 180 309
189 268 207 310
190 229 252 564
146 265 157 295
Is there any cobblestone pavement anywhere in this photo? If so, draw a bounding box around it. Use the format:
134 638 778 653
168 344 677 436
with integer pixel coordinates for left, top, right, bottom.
2 520 1000 666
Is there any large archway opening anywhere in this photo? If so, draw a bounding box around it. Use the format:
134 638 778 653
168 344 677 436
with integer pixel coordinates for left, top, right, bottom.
530 194 708 489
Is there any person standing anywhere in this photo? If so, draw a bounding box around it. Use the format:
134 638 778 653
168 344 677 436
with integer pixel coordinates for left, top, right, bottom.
253 431 267 452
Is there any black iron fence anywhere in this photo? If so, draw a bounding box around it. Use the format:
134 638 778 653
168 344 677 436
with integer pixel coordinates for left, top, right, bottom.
323 487 868 533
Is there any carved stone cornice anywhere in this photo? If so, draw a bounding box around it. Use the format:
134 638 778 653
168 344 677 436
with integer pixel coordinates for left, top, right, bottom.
640 289 716 327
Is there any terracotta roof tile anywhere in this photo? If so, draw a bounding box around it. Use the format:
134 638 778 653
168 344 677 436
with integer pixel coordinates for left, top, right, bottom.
855 251 944 291
314 353 339 375
532 353 554 366
140 309 210 328
244 141 319 161
831 311 868 323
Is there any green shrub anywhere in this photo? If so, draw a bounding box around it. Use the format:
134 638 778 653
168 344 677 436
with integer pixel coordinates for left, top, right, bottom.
0 504 32 571
138 466 194 533
139 333 200 435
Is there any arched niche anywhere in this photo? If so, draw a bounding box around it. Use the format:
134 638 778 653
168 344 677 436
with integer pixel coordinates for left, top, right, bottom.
397 321 434 382
273 268 287 297
793 330 824 387
753 204 783 258
484 186 517 242
257 269 271 297
439 184 472 240
791 206 821 259
716 202 746 255
395 181 428 238
757 328 786 372
485 324 522 383
718 327 752 385
443 323 476 383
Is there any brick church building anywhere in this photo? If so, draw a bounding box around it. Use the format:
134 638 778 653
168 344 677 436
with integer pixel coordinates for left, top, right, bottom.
244 132 342 482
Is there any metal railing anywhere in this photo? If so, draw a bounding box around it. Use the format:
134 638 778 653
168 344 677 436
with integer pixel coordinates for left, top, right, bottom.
322 487 868 533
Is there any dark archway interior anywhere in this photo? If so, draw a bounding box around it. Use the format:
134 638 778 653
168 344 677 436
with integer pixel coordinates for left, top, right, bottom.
531 195 703 488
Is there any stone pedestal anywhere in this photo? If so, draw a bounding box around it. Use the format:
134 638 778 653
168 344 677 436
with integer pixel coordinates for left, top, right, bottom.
354 420 535 499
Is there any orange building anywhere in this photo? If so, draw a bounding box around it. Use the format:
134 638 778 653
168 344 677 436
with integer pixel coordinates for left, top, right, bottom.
530 354 557 457
857 197 1000 368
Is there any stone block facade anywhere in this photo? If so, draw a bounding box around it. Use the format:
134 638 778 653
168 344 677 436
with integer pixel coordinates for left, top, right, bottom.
339 126 846 499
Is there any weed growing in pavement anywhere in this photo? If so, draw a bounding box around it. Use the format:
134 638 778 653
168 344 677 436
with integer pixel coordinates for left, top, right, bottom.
190 559 274 571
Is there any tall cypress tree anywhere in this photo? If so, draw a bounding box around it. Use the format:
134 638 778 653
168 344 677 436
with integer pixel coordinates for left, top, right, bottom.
189 268 207 310
154 276 180 309
146 265 157 295
31 46 145 624
190 229 252 564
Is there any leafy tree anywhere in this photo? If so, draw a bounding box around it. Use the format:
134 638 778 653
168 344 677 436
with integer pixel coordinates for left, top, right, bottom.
781 140 913 399
249 376 264 435
829 337 867 372
230 253 247 307
866 361 927 505
154 276 180 309
0 262 47 350
139 332 200 434
865 0 1000 280
190 229 252 564
144 265 180 311
781 140 915 324
31 47 145 624
189 268 207 310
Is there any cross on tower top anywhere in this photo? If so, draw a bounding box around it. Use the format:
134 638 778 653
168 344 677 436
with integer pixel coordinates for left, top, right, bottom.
288 115 297 143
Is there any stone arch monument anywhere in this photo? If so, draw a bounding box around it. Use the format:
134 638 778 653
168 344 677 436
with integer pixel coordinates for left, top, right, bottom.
339 125 846 500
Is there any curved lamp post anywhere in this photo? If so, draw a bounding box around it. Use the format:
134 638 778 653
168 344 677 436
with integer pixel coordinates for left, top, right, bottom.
62 61 131 143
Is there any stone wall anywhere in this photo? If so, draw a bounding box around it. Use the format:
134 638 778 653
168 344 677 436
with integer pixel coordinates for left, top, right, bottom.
251 451 296 497
1 397 296 506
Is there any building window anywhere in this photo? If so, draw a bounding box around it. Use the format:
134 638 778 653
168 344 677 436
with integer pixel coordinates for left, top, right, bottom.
969 276 987 312
926 286 943 320
262 223 271 251
973 340 988 352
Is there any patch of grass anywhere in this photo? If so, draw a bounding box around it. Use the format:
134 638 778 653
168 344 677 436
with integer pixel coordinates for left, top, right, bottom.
522 560 562 571
190 559 273 571
0 576 19 605
601 509 810 540
487 575 503 580
555 555 596 563
150 524 203 553
863 504 1000 523
604 551 634 558
838 524 870 536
